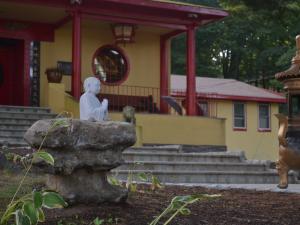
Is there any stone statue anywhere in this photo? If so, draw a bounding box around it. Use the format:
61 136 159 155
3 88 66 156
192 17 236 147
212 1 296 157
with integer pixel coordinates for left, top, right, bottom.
24 119 136 205
80 77 108 121
123 106 136 125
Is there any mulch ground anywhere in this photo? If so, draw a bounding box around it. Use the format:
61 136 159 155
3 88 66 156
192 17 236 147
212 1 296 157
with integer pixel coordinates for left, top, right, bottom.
1 149 300 225
42 184 300 225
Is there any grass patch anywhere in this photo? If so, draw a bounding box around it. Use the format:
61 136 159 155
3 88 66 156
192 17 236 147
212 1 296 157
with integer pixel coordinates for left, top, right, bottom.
0 170 45 216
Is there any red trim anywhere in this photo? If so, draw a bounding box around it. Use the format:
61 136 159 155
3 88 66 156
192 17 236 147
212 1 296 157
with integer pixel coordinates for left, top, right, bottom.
186 25 197 116
258 129 271 132
91 44 130 86
161 30 185 40
23 40 31 106
97 0 229 17
0 18 54 41
83 12 187 30
54 15 72 29
71 11 82 100
171 91 286 104
233 128 247 131
0 0 228 30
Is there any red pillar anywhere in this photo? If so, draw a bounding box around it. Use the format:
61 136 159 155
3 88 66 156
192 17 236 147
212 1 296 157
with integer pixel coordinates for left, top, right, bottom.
160 36 169 114
72 11 82 100
186 25 197 116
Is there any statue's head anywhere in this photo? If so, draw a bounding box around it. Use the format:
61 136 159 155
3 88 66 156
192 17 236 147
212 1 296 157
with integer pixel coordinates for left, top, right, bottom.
84 77 101 95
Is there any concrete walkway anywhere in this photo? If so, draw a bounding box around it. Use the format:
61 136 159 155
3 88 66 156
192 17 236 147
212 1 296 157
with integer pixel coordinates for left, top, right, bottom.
166 183 300 194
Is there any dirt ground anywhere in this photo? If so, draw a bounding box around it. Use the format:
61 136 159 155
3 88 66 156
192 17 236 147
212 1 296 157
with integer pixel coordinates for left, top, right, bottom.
1 153 300 225
40 184 300 225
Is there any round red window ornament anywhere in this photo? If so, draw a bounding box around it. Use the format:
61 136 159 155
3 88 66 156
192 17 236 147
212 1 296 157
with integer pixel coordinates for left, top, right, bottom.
92 45 130 85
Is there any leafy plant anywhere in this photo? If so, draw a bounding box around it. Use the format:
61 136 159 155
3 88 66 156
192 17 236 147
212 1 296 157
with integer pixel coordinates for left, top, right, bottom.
91 217 104 225
150 194 221 225
0 114 71 225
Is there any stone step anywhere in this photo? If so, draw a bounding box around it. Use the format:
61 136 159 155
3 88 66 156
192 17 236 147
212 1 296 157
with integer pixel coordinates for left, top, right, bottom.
0 124 31 130
0 117 46 124
0 137 27 146
144 144 227 153
129 145 181 154
0 128 27 137
112 170 297 184
122 151 245 163
117 161 268 172
0 105 51 113
0 111 56 120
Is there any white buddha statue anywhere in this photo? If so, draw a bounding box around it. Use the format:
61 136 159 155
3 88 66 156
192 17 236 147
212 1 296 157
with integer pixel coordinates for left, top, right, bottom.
80 77 108 121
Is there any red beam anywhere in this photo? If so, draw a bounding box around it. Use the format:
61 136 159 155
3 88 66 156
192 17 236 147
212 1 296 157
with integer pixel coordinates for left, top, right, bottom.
82 12 187 30
71 11 82 101
54 15 72 29
0 18 54 41
186 25 197 116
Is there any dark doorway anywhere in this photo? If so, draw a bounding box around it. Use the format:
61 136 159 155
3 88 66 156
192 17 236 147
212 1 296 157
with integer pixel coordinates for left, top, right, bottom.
0 38 25 106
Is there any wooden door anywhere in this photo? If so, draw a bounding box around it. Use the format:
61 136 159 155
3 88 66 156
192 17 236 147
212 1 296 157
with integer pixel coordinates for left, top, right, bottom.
0 46 15 105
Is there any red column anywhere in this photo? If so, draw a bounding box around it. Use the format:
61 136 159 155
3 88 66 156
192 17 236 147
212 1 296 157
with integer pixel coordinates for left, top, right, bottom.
72 11 82 100
186 25 197 116
160 36 169 114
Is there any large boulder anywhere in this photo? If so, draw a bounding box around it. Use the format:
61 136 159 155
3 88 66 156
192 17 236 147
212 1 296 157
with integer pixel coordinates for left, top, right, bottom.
24 119 136 205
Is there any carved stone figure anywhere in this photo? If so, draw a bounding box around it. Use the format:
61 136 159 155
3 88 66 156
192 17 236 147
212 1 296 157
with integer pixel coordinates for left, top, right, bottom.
123 106 136 125
80 77 108 121
24 119 136 205
275 35 300 189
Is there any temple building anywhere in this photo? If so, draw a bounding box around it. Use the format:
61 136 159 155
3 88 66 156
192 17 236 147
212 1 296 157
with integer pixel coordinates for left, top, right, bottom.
0 0 285 160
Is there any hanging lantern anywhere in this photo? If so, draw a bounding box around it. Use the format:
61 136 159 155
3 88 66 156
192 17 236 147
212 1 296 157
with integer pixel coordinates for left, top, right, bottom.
112 24 136 45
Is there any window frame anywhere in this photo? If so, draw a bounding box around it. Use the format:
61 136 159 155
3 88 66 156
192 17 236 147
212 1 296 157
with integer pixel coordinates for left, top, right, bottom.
258 103 271 132
92 44 130 86
233 101 247 131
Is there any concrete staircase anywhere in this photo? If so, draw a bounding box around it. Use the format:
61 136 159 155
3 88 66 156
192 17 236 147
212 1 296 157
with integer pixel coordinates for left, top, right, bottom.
113 146 298 184
0 105 56 146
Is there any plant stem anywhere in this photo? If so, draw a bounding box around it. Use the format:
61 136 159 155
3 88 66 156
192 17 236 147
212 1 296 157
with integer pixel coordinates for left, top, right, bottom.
163 202 191 225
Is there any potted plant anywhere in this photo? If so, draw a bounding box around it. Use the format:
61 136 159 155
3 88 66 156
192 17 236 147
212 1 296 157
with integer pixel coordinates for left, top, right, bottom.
45 68 63 83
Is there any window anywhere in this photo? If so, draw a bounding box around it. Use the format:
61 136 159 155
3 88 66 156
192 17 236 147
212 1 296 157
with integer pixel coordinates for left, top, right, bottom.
233 102 246 129
259 104 270 130
92 45 129 85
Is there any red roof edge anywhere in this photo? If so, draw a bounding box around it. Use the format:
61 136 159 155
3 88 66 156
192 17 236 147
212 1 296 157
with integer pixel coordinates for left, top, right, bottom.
172 91 287 104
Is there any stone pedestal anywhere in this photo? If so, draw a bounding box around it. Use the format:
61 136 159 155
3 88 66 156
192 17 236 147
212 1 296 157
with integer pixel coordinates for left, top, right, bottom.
24 119 136 204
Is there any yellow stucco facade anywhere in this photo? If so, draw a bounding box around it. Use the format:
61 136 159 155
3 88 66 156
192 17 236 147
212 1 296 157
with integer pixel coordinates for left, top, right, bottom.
40 21 280 162
215 100 279 161
40 20 165 107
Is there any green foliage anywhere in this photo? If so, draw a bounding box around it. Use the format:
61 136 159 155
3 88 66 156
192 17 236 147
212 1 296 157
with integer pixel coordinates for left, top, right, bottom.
33 151 54 166
172 0 300 84
0 116 71 225
150 194 221 225
0 190 67 225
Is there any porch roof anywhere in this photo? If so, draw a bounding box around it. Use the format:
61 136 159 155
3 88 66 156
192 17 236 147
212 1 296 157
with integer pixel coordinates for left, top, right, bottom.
171 75 286 104
0 0 228 36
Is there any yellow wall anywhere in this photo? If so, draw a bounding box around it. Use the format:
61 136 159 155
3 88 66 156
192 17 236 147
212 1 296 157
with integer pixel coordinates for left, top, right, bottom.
40 20 162 107
215 100 279 161
109 113 226 146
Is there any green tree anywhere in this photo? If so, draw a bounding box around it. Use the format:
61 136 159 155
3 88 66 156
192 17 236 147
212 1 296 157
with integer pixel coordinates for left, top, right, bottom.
171 0 300 87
